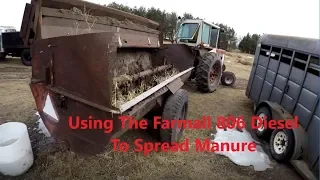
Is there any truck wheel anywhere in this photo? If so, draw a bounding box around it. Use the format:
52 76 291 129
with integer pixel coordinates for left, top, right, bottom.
270 129 295 162
21 49 32 66
221 71 236 86
255 107 272 139
160 89 188 144
0 53 6 60
223 64 226 71
196 52 222 93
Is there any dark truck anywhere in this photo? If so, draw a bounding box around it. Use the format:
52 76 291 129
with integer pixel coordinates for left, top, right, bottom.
0 30 31 66
246 34 319 180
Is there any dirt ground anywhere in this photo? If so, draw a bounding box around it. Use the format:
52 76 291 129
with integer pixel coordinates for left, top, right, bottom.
0 52 302 180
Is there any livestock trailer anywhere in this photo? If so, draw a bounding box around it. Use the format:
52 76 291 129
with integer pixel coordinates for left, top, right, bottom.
246 34 319 180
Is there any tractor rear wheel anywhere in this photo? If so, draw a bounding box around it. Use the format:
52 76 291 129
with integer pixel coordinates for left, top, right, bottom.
195 52 222 93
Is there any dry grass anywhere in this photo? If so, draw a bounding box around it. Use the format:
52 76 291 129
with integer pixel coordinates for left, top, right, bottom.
112 68 179 107
237 58 253 66
66 6 97 35
0 54 303 180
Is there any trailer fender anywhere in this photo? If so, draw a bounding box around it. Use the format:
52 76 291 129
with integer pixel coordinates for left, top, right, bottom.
255 101 293 120
290 124 306 160
255 101 306 160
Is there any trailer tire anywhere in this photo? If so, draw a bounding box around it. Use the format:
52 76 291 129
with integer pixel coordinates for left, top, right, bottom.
21 49 32 66
221 71 236 86
196 52 222 93
270 129 295 162
160 89 188 144
255 106 272 140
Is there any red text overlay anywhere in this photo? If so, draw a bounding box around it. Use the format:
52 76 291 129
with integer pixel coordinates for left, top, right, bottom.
67 115 298 155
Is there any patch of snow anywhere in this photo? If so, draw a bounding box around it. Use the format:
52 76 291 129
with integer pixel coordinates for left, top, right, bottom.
35 112 51 138
211 119 271 171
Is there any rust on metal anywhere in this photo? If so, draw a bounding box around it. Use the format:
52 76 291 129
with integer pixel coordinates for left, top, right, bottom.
158 44 196 72
25 0 195 156
20 0 161 46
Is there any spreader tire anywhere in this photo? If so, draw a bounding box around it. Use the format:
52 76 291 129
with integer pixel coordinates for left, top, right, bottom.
195 52 222 93
221 71 236 86
160 89 188 144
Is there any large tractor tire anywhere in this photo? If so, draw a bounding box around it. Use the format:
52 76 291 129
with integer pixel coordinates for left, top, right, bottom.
21 49 32 66
195 52 222 93
160 89 188 144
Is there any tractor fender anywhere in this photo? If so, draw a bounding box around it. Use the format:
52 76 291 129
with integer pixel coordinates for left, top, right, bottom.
209 48 225 66
255 101 306 160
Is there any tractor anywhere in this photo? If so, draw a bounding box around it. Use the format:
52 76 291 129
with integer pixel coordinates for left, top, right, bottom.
170 17 236 92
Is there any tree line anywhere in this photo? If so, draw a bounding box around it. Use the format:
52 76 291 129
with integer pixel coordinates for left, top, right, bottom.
107 2 260 53
238 33 261 54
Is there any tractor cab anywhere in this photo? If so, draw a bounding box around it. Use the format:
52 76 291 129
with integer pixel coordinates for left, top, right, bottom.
175 19 221 49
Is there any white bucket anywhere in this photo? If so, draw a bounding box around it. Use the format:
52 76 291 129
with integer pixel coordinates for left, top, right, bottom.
0 122 34 176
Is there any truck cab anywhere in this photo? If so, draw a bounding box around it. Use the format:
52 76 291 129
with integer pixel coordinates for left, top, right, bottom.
0 26 17 58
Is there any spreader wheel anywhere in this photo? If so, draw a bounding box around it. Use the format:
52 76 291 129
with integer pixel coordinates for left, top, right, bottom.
160 89 188 144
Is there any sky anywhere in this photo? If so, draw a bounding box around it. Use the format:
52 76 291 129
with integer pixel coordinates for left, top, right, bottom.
1 0 319 39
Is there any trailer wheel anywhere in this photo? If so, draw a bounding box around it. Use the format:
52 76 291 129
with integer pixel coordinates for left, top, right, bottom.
21 49 32 66
160 89 188 144
221 71 236 86
255 107 272 139
270 129 295 162
196 52 222 93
